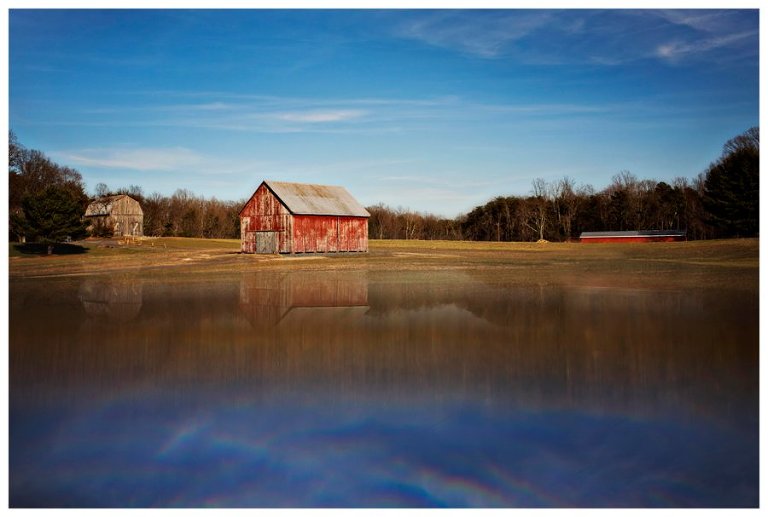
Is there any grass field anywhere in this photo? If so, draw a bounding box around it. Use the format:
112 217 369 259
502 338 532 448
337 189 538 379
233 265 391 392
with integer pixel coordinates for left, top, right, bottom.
8 237 759 291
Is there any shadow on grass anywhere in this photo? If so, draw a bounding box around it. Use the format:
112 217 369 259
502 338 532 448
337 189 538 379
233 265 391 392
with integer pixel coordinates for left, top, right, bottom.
13 243 88 256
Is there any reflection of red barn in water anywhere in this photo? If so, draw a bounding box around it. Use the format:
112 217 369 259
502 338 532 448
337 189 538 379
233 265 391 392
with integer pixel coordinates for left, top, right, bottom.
239 271 369 326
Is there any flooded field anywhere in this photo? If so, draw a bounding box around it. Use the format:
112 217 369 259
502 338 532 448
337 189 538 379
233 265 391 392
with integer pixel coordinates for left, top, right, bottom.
8 240 760 507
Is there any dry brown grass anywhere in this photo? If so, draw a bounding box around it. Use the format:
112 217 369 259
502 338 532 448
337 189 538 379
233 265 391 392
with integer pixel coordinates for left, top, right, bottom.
8 237 758 292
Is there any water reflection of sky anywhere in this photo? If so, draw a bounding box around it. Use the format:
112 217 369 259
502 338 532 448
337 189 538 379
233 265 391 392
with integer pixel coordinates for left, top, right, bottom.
9 271 759 508
10 394 757 508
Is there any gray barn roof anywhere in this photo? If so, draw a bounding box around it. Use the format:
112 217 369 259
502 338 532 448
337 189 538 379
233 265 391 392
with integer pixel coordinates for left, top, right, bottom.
263 180 370 217
84 195 132 217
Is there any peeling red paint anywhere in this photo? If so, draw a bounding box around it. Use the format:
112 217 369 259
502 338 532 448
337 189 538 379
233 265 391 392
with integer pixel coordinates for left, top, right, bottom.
292 215 368 253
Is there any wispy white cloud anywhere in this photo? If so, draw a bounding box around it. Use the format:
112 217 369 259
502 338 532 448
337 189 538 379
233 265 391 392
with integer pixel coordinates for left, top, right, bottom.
652 9 741 34
396 11 552 59
655 29 758 62
57 147 203 171
36 95 456 134
129 91 462 108
159 102 236 112
28 88 751 142
391 9 757 67
273 109 366 123
648 8 757 64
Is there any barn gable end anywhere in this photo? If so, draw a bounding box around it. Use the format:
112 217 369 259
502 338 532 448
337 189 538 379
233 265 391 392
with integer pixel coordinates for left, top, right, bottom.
84 195 144 237
239 180 369 254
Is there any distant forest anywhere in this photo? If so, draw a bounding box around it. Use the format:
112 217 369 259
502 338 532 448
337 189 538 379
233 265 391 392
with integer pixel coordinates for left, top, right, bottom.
9 128 759 243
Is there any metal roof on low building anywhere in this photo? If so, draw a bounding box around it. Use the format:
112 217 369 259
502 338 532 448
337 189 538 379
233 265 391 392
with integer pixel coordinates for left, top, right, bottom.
263 180 370 217
580 230 687 238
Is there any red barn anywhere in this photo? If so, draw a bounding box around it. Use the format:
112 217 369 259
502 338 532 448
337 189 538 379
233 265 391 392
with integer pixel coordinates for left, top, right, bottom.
580 230 687 243
239 180 370 254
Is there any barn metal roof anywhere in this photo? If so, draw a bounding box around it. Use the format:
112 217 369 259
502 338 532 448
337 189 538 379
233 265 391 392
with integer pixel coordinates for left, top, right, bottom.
580 230 687 238
264 180 370 217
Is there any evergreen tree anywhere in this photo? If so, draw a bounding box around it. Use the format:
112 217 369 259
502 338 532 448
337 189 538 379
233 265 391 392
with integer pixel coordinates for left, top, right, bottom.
17 185 89 252
703 127 759 237
9 132 88 242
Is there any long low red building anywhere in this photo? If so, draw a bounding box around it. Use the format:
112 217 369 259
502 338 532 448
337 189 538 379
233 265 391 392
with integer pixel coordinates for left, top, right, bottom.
580 230 687 243
239 180 370 254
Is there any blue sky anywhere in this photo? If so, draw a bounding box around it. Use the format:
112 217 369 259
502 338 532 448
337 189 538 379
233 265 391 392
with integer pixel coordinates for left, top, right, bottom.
8 8 760 217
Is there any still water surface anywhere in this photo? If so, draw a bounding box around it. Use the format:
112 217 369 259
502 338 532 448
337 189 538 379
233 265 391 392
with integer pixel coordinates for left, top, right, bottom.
9 270 758 507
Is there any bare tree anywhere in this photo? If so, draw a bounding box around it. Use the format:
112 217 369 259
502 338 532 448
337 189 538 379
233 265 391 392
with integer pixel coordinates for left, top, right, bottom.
722 126 758 155
94 183 110 198
525 178 553 241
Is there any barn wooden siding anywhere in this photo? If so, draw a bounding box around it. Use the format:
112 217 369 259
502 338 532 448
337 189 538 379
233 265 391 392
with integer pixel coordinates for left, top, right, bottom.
84 195 144 237
292 215 368 253
239 181 369 254
580 230 686 243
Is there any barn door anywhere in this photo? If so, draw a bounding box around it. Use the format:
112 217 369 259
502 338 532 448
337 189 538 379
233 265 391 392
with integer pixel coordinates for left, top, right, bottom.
255 231 278 254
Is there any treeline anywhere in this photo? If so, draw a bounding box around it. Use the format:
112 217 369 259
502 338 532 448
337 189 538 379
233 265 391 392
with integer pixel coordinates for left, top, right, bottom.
92 184 244 239
368 173 710 241
143 190 243 239
368 127 759 242
9 127 758 243
9 132 245 240
367 205 463 241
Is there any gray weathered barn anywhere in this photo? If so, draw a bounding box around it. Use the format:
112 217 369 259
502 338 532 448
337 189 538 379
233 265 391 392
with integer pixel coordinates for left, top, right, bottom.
239 180 369 254
84 195 144 237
